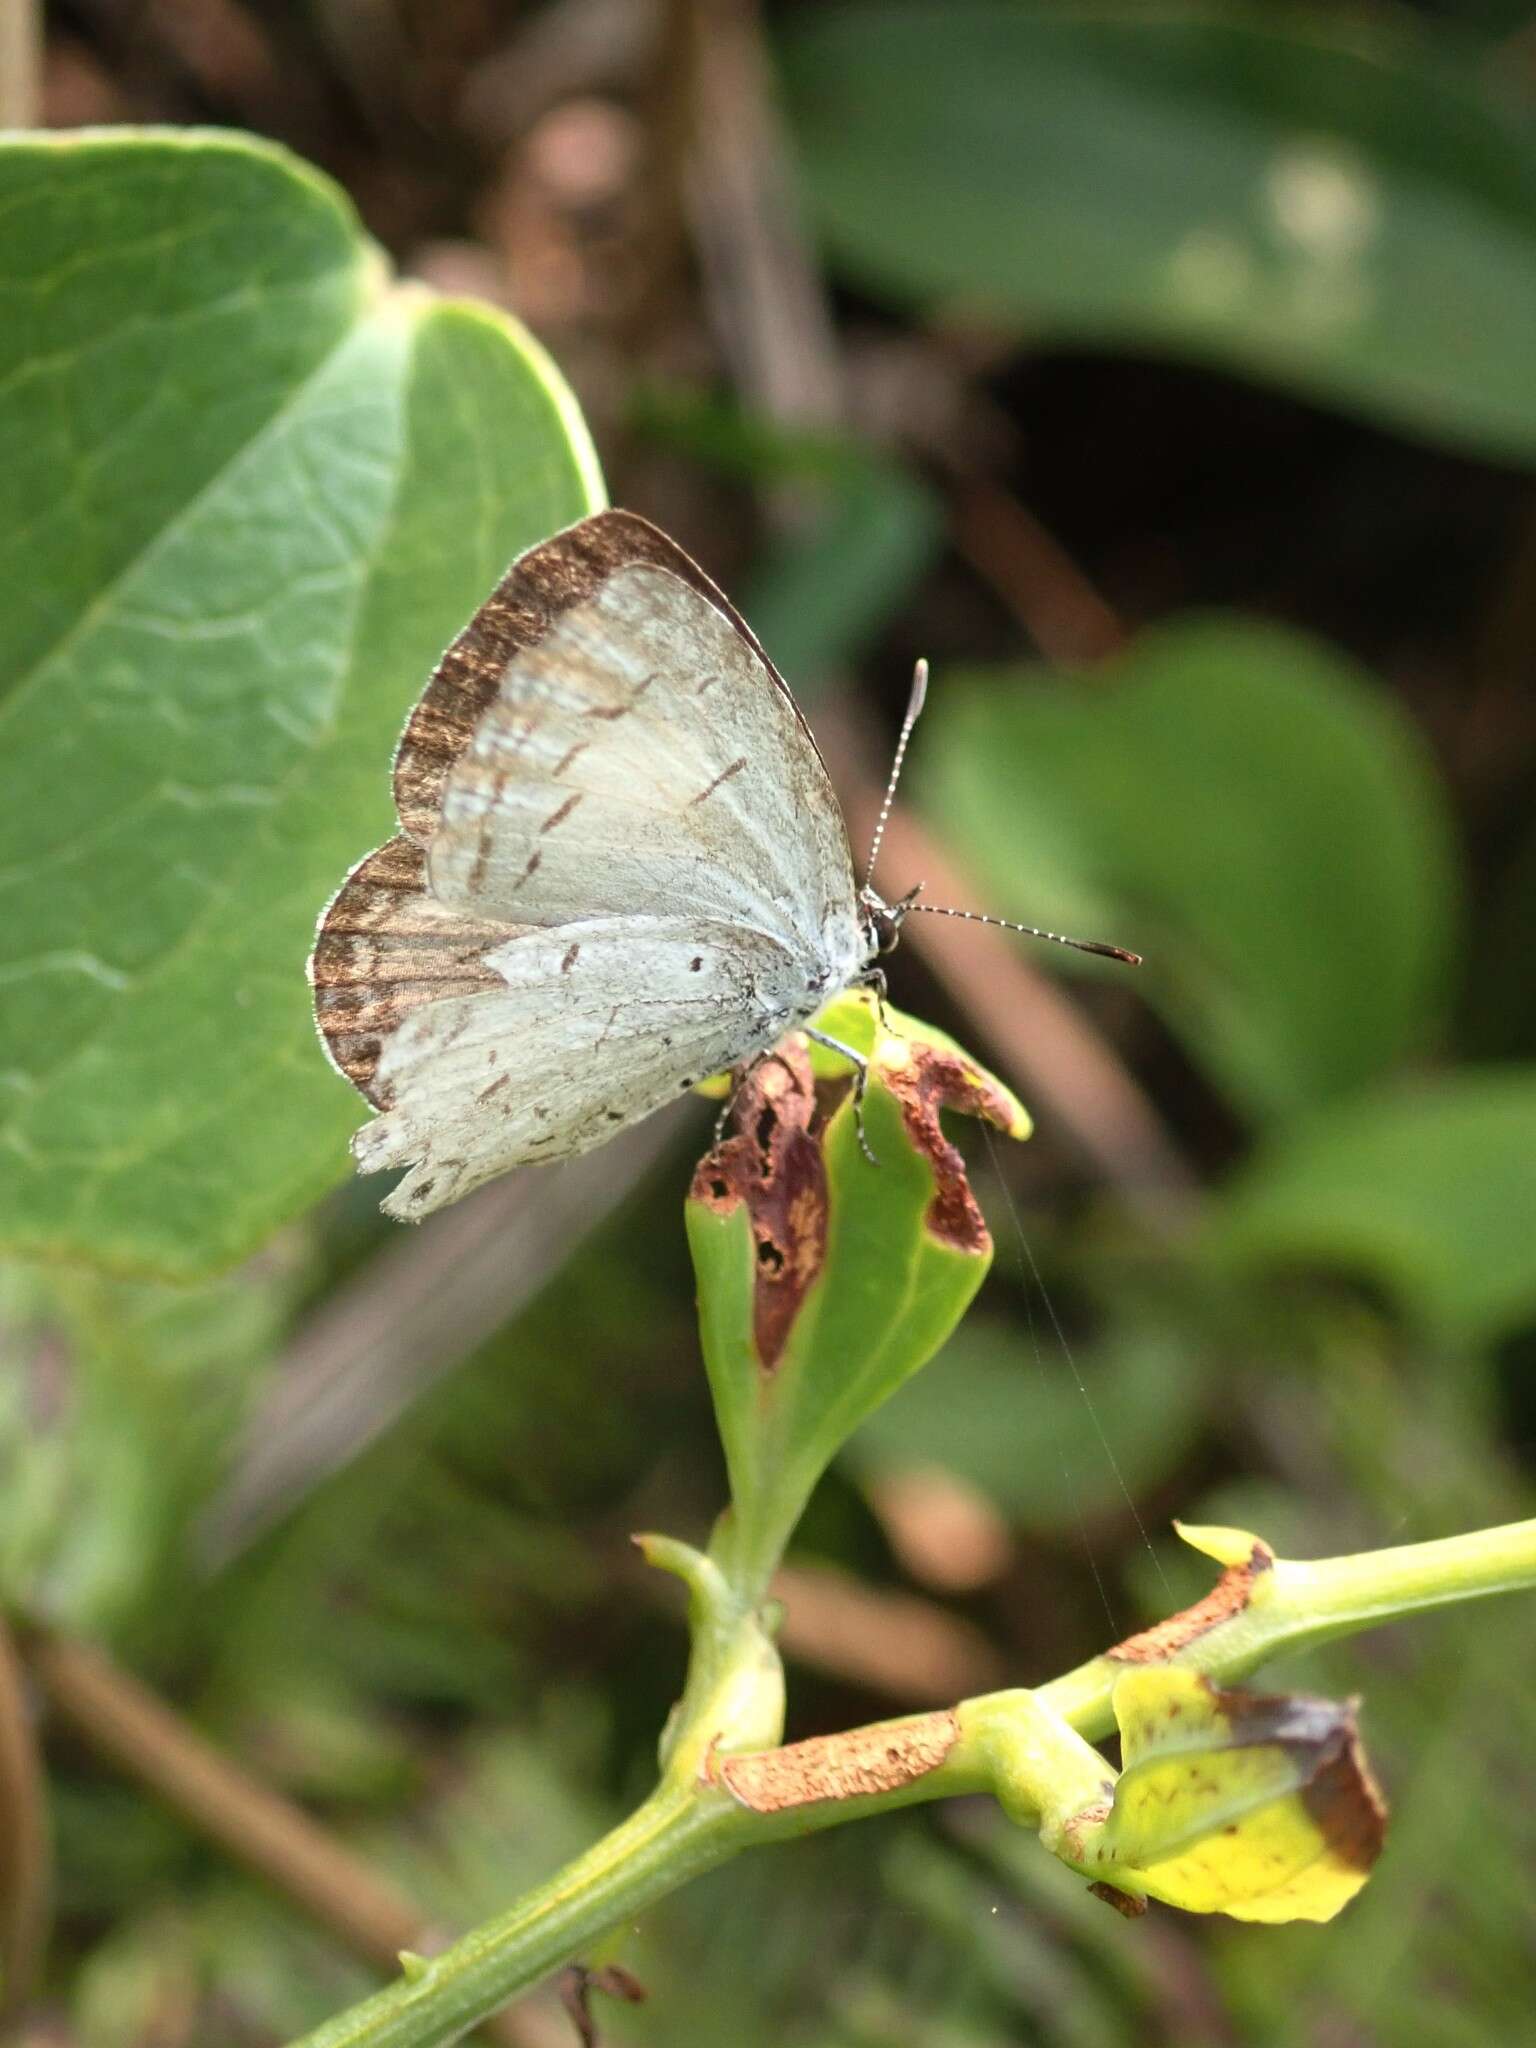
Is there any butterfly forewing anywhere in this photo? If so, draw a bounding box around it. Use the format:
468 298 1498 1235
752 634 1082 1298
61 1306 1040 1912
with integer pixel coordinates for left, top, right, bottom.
393 511 826 841
429 564 858 950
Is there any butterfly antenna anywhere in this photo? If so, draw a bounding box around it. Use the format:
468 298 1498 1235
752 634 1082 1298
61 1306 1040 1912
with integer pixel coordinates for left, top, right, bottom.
906 903 1142 966
864 658 928 887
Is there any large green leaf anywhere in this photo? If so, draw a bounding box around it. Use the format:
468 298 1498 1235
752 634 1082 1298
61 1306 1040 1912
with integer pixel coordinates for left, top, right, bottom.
1212 1070 1536 1344
0 132 602 1276
781 3 1536 462
919 618 1457 1119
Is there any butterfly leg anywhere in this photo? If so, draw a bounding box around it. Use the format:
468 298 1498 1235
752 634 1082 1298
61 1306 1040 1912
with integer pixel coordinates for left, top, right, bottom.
804 1027 878 1166
855 965 895 1037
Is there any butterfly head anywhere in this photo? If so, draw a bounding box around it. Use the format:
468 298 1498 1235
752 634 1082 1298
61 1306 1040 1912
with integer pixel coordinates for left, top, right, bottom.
859 881 924 957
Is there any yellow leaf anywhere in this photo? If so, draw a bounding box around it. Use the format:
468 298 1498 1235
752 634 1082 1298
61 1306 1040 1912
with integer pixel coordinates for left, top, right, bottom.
1066 1669 1386 1924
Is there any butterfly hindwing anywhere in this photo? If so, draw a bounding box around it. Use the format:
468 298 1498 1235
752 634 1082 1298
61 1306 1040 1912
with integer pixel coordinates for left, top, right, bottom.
308 836 530 1108
354 915 811 1218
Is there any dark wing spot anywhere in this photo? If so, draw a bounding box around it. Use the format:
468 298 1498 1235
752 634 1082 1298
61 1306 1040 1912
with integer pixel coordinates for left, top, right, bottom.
512 848 543 891
468 818 494 893
541 791 584 834
689 756 749 806
561 941 581 973
690 956 703 972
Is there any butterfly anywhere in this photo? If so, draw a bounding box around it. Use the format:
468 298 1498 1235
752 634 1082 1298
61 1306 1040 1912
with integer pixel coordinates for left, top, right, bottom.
309 511 1136 1220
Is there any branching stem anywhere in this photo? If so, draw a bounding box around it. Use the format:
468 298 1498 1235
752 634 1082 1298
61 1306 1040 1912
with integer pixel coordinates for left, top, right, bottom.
287 1515 1536 2048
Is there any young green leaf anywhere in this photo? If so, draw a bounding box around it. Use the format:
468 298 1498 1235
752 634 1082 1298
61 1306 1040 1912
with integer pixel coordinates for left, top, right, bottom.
686 993 1029 1599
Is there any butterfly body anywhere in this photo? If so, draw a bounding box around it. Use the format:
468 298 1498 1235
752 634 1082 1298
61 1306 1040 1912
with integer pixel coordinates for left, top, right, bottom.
310 512 880 1219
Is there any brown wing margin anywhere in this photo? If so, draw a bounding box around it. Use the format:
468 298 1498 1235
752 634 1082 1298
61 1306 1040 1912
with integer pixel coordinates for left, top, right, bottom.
391 508 824 842
308 836 520 1108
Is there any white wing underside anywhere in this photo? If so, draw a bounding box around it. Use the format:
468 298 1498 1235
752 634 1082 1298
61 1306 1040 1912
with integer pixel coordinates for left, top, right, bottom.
357 915 812 1218
429 565 860 953
342 558 870 1217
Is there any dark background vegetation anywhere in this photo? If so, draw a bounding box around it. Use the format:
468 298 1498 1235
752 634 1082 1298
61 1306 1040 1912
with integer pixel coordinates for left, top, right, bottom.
7 1 1536 2042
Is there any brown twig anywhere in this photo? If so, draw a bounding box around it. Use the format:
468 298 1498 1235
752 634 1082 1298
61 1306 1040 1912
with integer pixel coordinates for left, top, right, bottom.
23 1629 546 2047
886 805 1199 1229
770 1562 1006 1703
950 473 1128 668
0 1613 51 2018
674 0 840 433
557 1962 646 2048
0 0 42 127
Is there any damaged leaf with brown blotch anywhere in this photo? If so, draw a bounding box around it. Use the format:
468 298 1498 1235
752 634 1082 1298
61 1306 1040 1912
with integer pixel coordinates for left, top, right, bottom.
1055 1667 1387 1924
686 992 1029 1600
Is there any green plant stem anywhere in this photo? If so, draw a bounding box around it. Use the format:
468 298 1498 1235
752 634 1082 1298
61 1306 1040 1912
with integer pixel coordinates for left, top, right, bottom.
287 1515 1536 2048
291 1785 748 2048
1038 1515 1536 1740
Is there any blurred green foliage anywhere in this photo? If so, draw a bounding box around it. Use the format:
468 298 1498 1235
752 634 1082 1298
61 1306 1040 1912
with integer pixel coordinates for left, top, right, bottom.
4 3 1536 2042
782 1 1536 462
921 619 1457 1115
